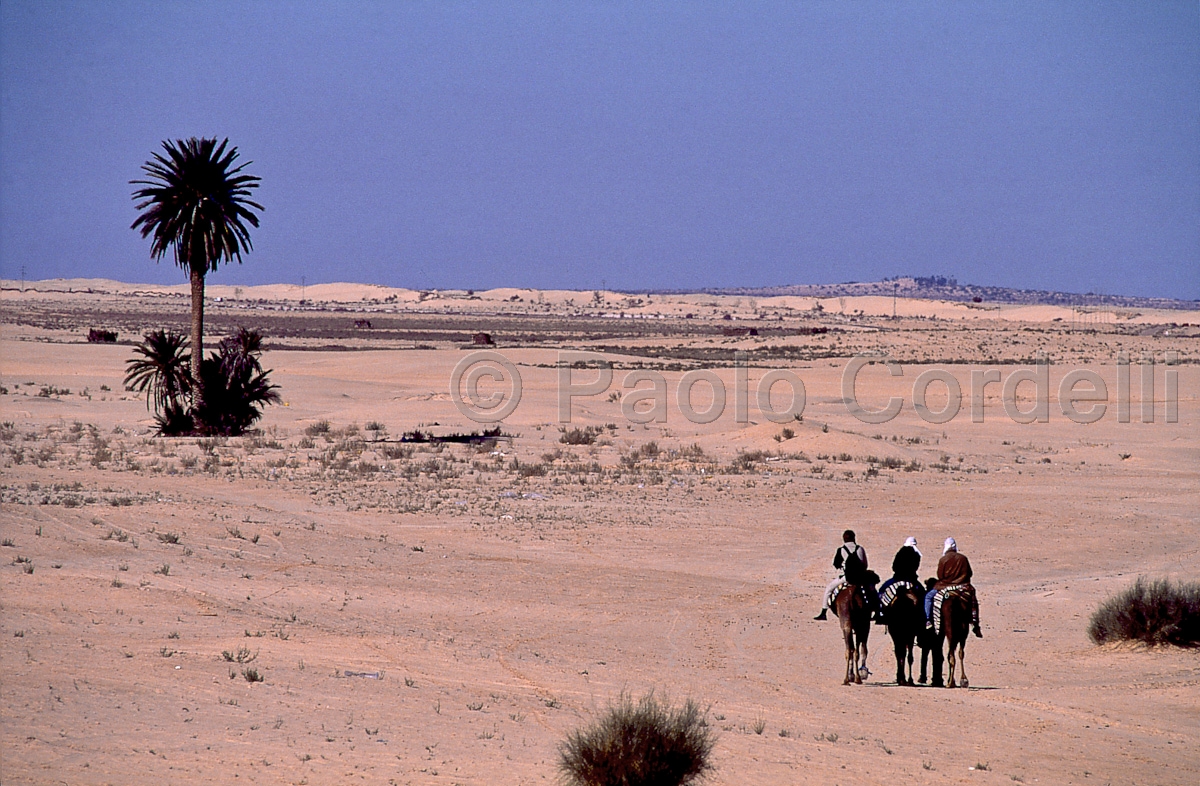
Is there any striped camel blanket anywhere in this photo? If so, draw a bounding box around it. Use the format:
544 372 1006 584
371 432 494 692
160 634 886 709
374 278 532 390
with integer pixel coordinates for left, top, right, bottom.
929 585 976 635
825 581 849 609
880 580 921 608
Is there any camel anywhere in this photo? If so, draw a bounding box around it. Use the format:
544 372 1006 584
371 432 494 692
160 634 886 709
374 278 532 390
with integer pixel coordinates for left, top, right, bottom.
882 583 924 686
931 589 972 688
834 584 871 685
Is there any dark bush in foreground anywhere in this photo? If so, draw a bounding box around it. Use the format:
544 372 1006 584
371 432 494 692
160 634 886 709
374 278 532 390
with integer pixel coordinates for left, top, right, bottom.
1088 577 1200 647
559 693 715 786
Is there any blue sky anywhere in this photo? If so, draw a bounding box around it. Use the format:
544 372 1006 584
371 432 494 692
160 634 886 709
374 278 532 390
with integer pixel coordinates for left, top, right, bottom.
2 2 1197 298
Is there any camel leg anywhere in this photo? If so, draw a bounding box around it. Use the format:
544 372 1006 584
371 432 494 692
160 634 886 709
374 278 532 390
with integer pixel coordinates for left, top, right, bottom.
957 642 968 689
894 637 906 686
843 630 854 686
856 639 867 684
906 644 915 686
947 644 958 689
932 638 945 687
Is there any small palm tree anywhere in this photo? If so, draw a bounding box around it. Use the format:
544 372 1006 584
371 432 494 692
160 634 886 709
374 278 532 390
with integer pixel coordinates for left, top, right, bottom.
191 328 281 436
131 138 263 382
124 329 192 413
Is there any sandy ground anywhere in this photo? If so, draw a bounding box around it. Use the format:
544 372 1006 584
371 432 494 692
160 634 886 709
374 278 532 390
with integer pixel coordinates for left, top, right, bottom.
1 285 1197 785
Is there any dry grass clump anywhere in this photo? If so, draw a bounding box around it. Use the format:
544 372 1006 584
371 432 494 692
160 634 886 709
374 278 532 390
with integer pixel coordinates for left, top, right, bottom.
728 450 770 473
1088 577 1200 647
559 693 715 786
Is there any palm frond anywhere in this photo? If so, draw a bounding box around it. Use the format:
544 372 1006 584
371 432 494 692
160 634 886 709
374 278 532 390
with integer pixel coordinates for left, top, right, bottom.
123 330 192 413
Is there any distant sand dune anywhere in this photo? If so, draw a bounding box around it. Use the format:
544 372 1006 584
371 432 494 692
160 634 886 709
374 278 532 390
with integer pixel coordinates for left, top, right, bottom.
3 278 1197 325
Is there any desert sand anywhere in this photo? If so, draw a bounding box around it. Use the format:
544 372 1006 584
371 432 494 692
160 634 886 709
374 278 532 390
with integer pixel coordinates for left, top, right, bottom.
1 282 1197 785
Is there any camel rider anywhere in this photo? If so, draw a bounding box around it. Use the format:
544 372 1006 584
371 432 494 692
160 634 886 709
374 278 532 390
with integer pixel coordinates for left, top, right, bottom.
924 537 983 638
876 536 922 625
814 529 877 620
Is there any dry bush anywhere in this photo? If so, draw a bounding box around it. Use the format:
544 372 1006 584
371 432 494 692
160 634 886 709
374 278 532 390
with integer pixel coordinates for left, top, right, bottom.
559 693 715 786
1088 577 1200 647
561 426 603 445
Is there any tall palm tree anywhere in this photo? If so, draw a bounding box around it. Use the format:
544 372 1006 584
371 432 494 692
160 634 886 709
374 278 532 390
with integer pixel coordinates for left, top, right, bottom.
131 138 263 382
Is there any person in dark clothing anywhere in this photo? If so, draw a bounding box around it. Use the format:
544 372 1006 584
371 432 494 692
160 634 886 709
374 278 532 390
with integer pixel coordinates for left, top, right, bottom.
814 529 868 621
877 537 922 625
815 529 882 621
892 538 922 582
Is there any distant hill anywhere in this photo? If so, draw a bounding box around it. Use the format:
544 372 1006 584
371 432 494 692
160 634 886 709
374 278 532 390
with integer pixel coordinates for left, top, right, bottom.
642 277 1199 311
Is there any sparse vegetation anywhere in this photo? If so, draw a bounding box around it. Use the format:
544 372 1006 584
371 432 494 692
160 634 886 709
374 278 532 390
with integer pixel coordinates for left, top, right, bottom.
223 646 257 663
1088 577 1200 647
558 693 715 786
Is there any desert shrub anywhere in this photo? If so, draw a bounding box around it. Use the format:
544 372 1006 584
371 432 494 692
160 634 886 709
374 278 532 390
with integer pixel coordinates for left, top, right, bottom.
304 420 331 437
1088 577 1200 647
382 444 413 460
87 328 119 343
559 693 715 786
561 426 603 445
518 461 547 478
730 450 769 473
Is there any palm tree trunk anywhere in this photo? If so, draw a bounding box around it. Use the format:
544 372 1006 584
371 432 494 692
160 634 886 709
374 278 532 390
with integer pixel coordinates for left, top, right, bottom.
190 268 205 385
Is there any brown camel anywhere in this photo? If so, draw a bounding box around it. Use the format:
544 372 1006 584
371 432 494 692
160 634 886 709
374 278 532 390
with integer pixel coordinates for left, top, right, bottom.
931 589 972 688
834 584 871 685
882 583 924 686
